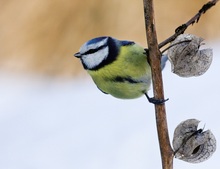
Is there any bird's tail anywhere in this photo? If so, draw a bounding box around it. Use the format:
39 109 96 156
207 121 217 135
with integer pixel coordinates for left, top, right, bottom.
144 48 168 70
161 54 168 70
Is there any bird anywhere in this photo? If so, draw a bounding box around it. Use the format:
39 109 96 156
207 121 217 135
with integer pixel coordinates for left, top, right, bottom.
74 36 167 104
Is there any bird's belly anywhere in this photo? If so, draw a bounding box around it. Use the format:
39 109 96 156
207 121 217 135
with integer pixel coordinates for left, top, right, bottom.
99 80 150 99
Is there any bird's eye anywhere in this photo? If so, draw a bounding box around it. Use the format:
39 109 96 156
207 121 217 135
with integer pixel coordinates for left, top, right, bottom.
84 45 107 55
85 48 98 55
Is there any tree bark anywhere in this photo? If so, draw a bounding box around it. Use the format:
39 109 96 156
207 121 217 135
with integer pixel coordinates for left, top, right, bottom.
143 0 174 169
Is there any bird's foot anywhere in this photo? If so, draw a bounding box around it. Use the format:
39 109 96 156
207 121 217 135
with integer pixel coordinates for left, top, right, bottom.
145 93 169 105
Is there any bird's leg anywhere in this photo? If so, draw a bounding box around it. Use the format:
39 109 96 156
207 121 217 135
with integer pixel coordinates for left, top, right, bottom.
145 93 169 105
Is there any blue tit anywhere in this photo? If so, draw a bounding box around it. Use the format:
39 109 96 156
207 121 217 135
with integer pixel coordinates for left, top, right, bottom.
74 36 167 104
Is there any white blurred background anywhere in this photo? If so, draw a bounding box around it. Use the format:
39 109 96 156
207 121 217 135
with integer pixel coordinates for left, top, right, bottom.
0 0 220 169
0 42 219 169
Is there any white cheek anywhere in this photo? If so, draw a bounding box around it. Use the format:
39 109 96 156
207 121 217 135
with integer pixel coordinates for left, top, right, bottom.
82 47 109 69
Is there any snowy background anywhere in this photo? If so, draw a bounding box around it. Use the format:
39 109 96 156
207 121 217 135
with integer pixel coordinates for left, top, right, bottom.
0 42 219 169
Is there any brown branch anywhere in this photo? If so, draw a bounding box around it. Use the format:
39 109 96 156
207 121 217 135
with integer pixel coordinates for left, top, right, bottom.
161 40 191 54
158 0 219 49
143 0 173 169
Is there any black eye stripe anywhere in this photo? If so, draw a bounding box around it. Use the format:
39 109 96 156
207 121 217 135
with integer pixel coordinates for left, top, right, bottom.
83 45 107 55
82 37 118 70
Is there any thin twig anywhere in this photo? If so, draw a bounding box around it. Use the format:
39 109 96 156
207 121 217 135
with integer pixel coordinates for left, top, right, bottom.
161 40 191 54
158 0 219 49
143 0 173 169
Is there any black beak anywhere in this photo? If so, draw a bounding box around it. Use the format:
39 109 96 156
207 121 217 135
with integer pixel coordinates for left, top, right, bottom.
74 52 81 58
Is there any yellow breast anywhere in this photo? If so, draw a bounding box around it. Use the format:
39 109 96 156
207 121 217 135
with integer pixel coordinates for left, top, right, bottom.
88 44 152 99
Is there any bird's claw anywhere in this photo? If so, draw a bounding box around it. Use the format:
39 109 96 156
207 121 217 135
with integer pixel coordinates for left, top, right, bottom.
145 94 169 105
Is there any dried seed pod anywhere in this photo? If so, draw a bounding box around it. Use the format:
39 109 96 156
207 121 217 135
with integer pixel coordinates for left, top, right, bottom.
167 34 213 77
173 119 216 163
